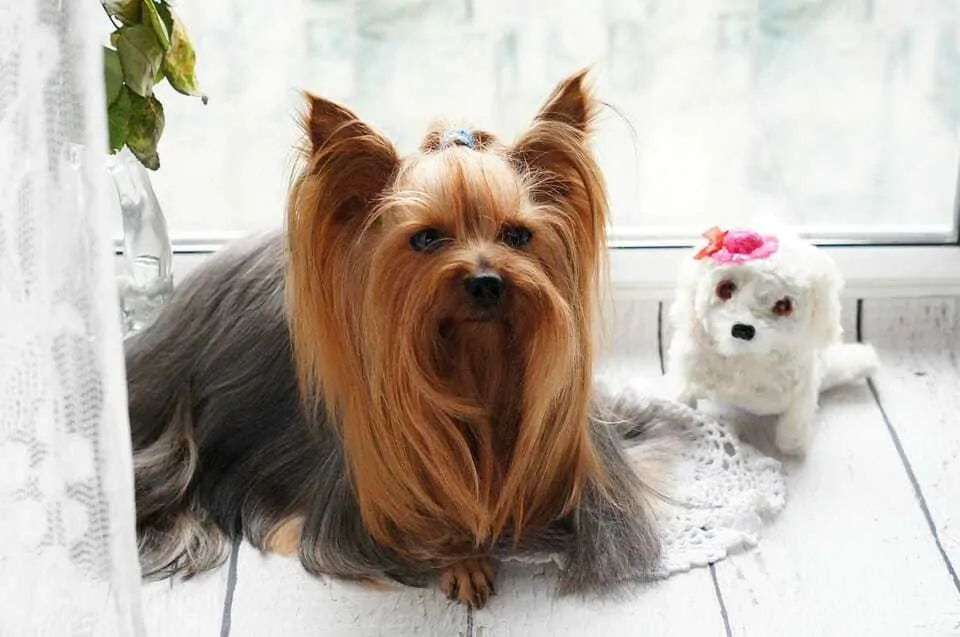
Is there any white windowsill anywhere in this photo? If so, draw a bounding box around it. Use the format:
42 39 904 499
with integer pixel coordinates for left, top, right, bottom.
609 245 960 299
158 243 960 301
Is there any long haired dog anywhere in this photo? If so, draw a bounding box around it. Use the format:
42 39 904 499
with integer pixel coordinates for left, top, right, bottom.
666 227 879 455
126 70 678 607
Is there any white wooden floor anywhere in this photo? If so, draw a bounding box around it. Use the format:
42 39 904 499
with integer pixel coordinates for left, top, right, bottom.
140 298 960 637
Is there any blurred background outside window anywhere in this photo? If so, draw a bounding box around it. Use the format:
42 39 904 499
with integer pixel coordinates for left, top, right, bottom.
140 0 960 246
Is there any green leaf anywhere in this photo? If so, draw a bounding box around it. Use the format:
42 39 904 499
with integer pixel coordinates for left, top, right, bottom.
103 0 141 25
103 46 124 106
125 92 165 170
159 6 207 103
116 24 164 97
141 0 171 51
107 86 133 152
156 0 174 31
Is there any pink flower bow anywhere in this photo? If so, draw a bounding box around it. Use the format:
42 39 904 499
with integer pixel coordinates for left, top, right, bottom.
694 227 778 263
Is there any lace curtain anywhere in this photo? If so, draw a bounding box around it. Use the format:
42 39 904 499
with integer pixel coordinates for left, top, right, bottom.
0 0 145 635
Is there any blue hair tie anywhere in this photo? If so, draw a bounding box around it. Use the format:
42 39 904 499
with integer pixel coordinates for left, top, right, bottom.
440 128 476 150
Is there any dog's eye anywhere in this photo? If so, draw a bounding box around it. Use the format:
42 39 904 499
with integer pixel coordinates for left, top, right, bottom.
501 225 533 248
716 280 736 301
773 298 794 317
410 228 444 252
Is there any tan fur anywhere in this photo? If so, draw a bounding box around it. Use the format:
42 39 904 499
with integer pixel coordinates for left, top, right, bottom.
438 557 496 608
264 516 305 556
285 69 614 564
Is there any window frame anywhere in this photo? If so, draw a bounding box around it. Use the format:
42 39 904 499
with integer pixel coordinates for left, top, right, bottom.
152 237 960 302
136 179 960 301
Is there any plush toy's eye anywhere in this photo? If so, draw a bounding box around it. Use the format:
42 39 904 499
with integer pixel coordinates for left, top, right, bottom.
773 298 794 317
410 228 444 252
501 225 533 248
716 280 736 301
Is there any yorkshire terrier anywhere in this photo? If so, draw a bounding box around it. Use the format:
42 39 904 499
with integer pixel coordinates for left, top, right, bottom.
126 70 682 608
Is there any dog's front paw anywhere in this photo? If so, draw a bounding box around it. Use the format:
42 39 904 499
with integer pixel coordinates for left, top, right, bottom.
774 413 809 456
438 557 496 608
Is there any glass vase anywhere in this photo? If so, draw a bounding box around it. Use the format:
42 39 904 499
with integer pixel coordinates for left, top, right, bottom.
107 148 173 337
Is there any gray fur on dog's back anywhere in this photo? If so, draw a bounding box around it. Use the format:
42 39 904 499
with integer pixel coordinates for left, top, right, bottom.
127 231 681 594
127 231 423 583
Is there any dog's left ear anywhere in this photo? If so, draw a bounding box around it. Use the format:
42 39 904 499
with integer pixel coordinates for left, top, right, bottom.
511 69 607 268
512 69 596 168
528 68 595 134
808 254 844 347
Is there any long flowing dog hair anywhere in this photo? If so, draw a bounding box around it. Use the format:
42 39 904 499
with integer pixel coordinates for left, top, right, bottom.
286 70 610 558
127 69 679 597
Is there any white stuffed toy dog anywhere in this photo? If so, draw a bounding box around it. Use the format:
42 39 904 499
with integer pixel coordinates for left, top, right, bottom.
666 226 879 455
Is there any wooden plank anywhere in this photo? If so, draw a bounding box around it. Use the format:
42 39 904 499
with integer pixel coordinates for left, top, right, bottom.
840 297 858 344
712 383 960 636
863 297 960 589
472 562 727 637
140 562 231 637
229 542 468 637
597 298 665 380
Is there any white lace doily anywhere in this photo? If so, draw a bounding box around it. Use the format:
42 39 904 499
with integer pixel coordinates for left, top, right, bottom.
605 373 786 576
507 373 786 577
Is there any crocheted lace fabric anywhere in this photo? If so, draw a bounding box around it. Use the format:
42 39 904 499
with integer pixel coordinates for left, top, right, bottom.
626 385 787 575
0 0 145 634
508 372 786 577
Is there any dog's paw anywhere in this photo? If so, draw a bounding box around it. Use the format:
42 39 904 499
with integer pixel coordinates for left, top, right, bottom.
438 557 496 609
774 415 809 456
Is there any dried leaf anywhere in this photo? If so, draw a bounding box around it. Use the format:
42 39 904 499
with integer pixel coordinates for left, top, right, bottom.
108 86 133 152
141 0 171 51
158 5 207 103
126 93 165 170
103 0 141 25
103 46 124 106
116 24 164 97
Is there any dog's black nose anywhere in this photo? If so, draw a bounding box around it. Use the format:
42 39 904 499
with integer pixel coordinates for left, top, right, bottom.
463 271 503 308
731 323 756 341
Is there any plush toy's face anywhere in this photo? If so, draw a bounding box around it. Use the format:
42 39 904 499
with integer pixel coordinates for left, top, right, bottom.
694 261 814 356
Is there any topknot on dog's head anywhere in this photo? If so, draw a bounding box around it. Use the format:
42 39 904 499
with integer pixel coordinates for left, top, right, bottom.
418 126 501 153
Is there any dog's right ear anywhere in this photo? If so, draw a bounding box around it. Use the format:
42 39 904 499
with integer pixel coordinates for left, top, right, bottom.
296 92 399 223
287 94 399 410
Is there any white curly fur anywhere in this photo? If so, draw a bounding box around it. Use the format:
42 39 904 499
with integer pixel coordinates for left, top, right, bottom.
665 228 880 455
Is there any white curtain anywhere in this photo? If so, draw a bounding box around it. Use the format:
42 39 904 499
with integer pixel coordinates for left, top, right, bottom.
0 0 145 635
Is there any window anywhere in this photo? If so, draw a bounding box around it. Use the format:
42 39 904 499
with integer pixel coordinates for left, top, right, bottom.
146 0 960 297
149 0 960 245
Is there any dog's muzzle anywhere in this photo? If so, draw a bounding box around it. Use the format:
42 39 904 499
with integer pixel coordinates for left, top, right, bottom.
731 323 756 341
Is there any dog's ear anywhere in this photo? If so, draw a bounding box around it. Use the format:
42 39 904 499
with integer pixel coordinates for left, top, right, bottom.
510 69 607 278
529 68 594 133
512 69 596 166
287 93 400 408
295 92 399 224
807 254 844 348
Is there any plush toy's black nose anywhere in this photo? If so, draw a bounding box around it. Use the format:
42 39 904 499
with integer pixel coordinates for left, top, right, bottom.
731 323 756 341
463 271 503 309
